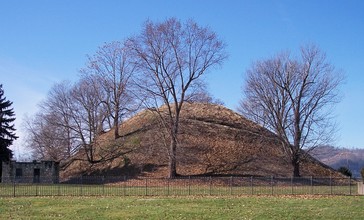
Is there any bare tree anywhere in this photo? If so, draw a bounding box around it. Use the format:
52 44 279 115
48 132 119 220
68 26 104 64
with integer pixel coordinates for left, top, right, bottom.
240 44 343 177
26 70 136 169
24 112 74 161
25 79 111 164
24 82 77 161
127 18 227 178
186 89 225 106
82 42 137 139
69 77 106 163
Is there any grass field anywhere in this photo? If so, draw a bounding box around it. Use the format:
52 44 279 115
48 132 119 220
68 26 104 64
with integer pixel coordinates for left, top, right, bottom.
0 195 363 219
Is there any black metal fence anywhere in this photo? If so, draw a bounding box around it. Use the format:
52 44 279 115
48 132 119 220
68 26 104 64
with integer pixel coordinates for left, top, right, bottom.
0 176 359 197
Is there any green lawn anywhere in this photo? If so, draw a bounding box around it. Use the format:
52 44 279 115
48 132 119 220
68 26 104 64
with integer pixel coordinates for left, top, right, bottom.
0 196 363 219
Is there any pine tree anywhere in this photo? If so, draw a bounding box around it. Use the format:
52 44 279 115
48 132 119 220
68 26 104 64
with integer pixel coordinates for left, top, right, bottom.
0 84 17 162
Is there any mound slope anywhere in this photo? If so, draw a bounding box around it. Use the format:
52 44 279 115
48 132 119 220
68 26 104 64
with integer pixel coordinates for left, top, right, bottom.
61 103 340 179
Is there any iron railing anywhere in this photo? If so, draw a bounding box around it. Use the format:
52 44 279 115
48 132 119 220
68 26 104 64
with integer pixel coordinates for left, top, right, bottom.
0 176 359 197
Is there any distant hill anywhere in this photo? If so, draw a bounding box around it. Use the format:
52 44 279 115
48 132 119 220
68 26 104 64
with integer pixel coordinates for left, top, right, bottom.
61 103 344 179
311 145 364 178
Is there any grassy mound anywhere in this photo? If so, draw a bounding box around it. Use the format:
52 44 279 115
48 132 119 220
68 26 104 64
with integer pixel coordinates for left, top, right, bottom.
61 103 341 179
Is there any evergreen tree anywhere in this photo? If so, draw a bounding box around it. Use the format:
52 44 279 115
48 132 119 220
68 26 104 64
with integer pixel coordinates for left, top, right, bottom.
0 84 17 162
337 166 352 177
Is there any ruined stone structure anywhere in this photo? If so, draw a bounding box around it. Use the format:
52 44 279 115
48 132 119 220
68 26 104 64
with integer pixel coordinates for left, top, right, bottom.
1 160 59 183
359 182 364 195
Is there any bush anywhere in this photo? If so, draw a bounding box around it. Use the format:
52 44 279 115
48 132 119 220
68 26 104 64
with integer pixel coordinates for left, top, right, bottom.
337 166 352 177
361 167 364 180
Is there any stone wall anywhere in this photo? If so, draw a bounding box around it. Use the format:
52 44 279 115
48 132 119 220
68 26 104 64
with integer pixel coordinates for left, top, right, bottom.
1 160 59 183
358 182 364 195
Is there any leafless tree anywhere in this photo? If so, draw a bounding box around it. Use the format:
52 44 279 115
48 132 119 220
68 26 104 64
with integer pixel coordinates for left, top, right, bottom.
240 44 343 177
24 113 74 161
69 77 106 163
25 78 115 164
127 18 227 178
26 71 136 170
187 89 225 106
81 41 137 139
24 81 78 161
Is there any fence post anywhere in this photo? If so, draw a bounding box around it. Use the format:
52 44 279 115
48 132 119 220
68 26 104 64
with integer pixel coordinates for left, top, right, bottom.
230 176 233 195
123 176 126 196
250 176 253 195
80 176 83 196
188 176 191 196
349 176 352 195
13 177 16 197
102 176 105 196
209 176 212 196
167 178 170 196
36 183 38 196
145 178 148 196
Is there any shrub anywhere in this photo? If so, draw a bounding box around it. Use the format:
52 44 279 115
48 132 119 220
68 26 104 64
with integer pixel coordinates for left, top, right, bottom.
337 166 352 177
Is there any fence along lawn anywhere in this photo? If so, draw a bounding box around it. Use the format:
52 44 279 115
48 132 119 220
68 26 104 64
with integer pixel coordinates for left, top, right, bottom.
0 176 359 197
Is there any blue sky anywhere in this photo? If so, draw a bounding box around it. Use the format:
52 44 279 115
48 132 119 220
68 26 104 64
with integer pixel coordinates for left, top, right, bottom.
1 0 363 158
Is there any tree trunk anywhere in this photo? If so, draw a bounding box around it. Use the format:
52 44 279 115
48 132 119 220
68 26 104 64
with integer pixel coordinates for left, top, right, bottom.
114 108 119 139
292 159 300 177
168 137 177 178
168 117 179 178
114 121 119 139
